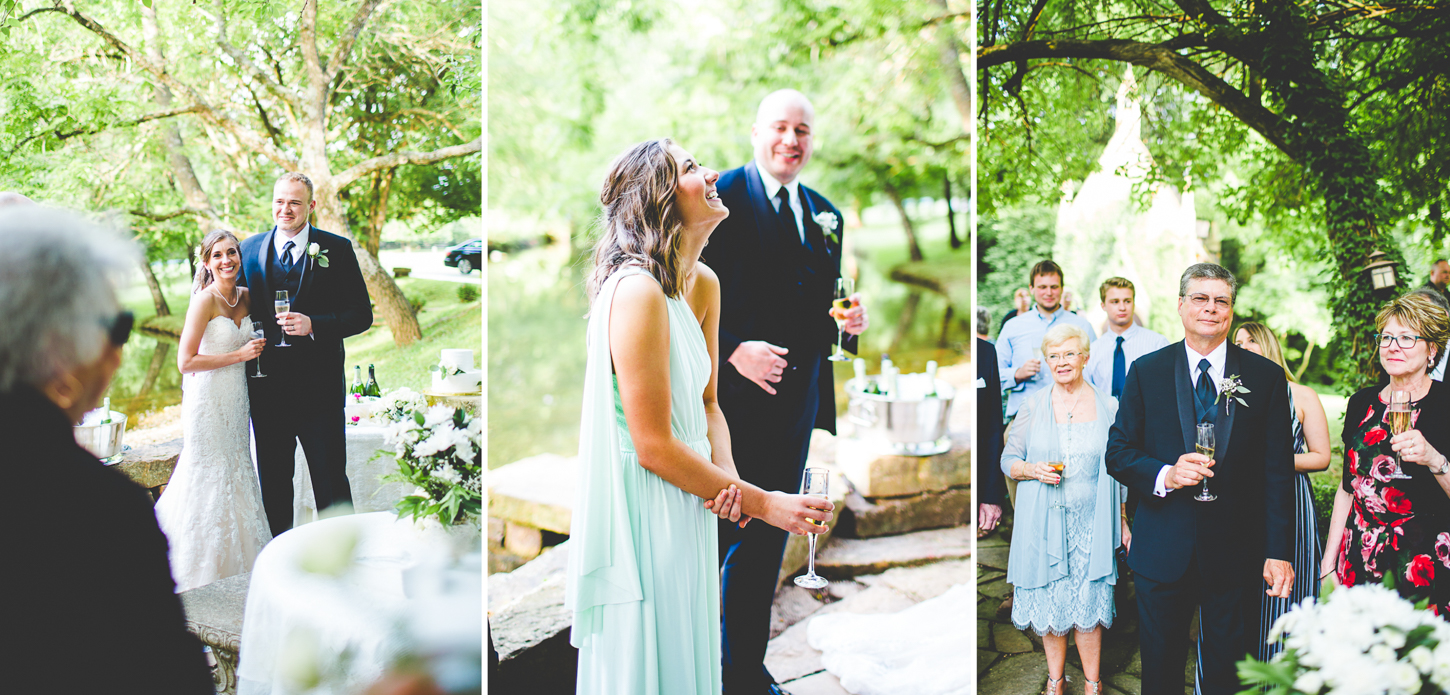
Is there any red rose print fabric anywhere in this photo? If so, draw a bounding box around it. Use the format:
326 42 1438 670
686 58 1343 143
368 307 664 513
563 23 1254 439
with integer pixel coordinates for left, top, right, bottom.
1338 392 1450 618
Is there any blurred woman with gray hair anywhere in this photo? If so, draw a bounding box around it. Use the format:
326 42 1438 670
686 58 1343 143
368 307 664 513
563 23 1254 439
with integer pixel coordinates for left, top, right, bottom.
0 207 214 692
1001 323 1127 695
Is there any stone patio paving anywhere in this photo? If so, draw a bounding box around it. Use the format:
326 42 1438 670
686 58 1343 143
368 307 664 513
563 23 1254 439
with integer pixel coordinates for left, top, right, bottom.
976 517 1197 695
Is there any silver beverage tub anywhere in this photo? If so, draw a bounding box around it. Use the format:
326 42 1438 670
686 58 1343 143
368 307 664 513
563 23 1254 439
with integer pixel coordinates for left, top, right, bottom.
74 411 127 464
845 376 956 455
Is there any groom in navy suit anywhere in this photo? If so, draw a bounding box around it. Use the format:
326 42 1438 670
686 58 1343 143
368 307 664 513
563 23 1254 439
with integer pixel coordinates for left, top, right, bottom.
704 89 869 695
1106 263 1295 695
240 173 373 536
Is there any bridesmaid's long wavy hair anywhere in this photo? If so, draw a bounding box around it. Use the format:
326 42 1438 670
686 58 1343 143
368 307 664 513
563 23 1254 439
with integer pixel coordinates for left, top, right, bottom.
1235 321 1295 383
587 138 687 301
192 229 242 293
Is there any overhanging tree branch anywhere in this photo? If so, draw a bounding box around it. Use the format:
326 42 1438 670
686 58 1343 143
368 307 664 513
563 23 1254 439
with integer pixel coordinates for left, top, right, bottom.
331 137 482 190
53 1 301 171
979 38 1303 160
325 0 387 83
212 0 305 112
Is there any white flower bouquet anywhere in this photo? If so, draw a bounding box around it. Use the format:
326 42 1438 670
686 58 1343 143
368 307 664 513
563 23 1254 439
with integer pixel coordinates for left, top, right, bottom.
376 392 482 526
1238 584 1450 695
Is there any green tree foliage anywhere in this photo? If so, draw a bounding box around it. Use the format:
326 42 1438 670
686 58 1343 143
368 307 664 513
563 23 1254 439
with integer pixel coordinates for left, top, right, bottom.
0 0 481 345
487 0 968 260
980 0 1450 387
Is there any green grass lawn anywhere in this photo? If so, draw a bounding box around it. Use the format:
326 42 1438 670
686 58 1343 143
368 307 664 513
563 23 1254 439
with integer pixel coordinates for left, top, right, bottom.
119 267 480 398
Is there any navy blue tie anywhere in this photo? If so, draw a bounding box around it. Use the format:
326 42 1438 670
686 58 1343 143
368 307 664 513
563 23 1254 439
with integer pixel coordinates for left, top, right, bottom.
776 188 807 251
1195 358 1215 423
1112 336 1126 398
282 240 296 273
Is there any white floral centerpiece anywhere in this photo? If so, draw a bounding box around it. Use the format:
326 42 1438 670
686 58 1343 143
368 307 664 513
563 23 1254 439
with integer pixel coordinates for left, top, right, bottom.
1238 584 1450 695
373 388 482 527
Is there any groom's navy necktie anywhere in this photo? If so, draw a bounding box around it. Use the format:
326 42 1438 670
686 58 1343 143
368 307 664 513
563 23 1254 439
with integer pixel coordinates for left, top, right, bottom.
1194 358 1215 423
281 240 297 274
1112 335 1126 398
775 187 806 251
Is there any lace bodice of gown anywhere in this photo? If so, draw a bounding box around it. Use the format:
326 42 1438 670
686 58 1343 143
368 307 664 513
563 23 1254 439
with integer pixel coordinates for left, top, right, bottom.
154 314 272 593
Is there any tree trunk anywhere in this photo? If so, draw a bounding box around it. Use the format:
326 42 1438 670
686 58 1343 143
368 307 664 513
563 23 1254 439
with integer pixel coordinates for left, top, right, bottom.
137 340 171 399
141 5 222 227
140 259 172 317
929 0 971 136
1294 340 1314 383
944 175 960 250
311 189 422 346
884 183 925 262
889 290 923 354
358 167 395 258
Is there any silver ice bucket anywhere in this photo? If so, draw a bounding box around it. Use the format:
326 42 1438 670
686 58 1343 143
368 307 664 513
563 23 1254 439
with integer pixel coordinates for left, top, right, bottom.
845 376 956 455
74 411 127 464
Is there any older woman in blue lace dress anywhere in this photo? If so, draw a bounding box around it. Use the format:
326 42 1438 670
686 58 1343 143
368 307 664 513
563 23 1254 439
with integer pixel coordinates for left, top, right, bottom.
1001 324 1129 695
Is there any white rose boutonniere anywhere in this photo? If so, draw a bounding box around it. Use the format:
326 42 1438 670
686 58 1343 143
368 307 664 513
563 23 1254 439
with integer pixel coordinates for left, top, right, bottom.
307 242 330 268
1215 374 1250 408
813 211 840 245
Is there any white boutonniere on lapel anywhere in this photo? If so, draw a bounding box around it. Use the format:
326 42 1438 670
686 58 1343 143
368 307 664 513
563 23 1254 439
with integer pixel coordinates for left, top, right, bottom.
813 211 840 245
1215 375 1250 408
307 242 330 268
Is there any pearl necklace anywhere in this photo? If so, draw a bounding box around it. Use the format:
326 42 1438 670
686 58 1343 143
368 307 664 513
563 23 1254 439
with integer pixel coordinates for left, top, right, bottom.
213 284 241 308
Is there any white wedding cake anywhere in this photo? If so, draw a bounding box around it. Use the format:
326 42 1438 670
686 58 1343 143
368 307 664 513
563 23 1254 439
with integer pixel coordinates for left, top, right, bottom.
432 349 482 394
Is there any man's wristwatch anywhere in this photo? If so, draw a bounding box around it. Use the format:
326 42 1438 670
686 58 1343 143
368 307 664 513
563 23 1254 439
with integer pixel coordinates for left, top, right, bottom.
1430 454 1449 476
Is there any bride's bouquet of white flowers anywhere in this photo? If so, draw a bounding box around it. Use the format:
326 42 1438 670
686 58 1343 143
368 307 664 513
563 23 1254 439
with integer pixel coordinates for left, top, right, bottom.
1238 584 1450 695
375 389 482 526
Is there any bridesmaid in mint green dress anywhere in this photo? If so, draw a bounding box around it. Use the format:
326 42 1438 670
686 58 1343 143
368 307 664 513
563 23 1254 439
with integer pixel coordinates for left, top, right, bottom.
567 138 833 695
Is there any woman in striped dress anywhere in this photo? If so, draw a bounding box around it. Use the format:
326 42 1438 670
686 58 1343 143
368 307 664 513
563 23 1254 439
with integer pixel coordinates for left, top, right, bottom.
1234 322 1331 658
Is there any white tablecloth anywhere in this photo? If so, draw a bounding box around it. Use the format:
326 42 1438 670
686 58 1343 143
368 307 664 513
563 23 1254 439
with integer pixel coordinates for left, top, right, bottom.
291 425 413 527
236 512 482 695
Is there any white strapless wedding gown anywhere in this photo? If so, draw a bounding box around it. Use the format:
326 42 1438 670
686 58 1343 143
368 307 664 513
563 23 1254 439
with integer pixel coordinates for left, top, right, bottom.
155 315 273 593
806 584 974 695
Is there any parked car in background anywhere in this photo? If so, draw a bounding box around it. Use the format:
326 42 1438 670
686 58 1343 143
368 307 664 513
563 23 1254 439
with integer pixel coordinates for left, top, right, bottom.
443 239 483 275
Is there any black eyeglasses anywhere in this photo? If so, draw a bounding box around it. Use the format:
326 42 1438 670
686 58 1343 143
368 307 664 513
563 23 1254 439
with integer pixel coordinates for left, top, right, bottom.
104 310 134 346
1374 333 1427 350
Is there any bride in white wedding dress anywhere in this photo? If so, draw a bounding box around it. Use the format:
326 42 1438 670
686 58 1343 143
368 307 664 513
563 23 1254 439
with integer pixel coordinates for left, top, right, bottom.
154 230 272 593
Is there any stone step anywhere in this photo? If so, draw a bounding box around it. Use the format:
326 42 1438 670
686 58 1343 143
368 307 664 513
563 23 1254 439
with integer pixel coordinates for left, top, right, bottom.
835 437 970 499
814 526 973 579
838 487 971 538
487 453 576 535
487 542 575 694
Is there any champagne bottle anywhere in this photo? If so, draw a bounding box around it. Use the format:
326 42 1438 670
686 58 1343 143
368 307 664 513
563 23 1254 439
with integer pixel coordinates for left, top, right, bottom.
883 365 898 397
349 365 365 396
366 365 381 397
925 360 939 397
852 358 867 392
99 397 112 425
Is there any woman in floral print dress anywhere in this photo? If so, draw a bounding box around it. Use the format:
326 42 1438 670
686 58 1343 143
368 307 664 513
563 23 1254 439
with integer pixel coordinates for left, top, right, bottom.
1323 294 1450 618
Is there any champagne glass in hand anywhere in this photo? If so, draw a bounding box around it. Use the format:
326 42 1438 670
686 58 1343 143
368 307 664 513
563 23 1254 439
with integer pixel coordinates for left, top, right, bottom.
794 467 830 590
274 290 291 347
829 278 855 362
250 322 268 378
1195 423 1217 502
1386 391 1415 480
1048 458 1068 510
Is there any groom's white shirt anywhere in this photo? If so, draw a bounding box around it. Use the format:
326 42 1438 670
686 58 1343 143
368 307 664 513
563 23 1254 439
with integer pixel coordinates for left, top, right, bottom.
271 222 314 339
273 223 311 265
1153 339 1227 496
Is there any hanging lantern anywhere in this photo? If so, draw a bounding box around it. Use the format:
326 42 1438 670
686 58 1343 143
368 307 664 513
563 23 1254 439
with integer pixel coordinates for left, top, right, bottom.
1364 249 1399 291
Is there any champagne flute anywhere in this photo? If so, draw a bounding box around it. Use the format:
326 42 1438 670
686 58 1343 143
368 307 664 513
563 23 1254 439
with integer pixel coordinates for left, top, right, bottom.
1195 423 1217 502
1047 459 1068 510
274 290 291 348
1031 347 1045 381
1386 391 1415 480
828 278 855 362
250 321 268 378
793 467 830 590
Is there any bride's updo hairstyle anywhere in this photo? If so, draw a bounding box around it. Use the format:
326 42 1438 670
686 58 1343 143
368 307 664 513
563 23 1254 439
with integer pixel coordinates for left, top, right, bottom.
587 138 688 301
192 229 242 293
